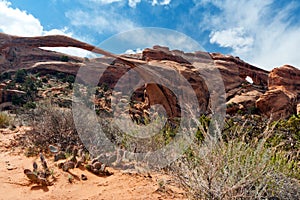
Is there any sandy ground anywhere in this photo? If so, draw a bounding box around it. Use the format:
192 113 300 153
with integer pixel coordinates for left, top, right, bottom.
0 127 186 200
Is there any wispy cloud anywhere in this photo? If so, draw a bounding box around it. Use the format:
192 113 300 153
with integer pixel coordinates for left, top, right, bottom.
0 0 92 57
78 0 171 8
209 27 254 54
151 0 172 6
196 0 300 69
128 0 141 8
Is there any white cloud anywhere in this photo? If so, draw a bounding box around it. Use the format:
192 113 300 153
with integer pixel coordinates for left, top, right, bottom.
160 0 171 5
151 0 171 6
128 0 141 8
43 28 70 36
151 0 158 5
124 48 143 54
0 0 92 57
198 0 300 69
210 27 254 54
0 0 43 36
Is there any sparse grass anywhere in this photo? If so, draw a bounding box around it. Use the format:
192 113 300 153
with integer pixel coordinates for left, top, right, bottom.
68 174 74 183
64 152 73 159
170 122 300 200
0 112 11 128
24 145 40 157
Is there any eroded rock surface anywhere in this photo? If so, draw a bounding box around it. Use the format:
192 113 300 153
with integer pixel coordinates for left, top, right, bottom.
256 65 300 120
0 33 299 120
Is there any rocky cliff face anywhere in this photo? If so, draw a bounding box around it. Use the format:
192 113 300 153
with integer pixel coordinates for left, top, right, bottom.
256 65 300 120
211 53 269 89
0 33 299 120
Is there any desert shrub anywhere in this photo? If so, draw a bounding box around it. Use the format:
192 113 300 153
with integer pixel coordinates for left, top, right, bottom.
247 106 259 114
6 72 39 107
264 115 300 160
41 76 48 83
55 72 74 84
237 109 244 115
65 75 75 84
170 124 300 200
24 103 81 151
15 69 27 83
66 75 75 89
0 112 11 128
23 101 37 109
60 55 69 62
11 94 26 106
195 115 211 143
23 77 37 100
0 72 11 81
11 83 37 106
56 72 65 80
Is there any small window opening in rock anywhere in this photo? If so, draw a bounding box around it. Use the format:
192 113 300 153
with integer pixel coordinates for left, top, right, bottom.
245 76 253 84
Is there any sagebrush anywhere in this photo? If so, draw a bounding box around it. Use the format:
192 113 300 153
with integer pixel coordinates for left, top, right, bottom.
170 123 300 200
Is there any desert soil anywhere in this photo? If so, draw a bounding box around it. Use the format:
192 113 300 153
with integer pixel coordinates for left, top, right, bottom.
0 127 186 200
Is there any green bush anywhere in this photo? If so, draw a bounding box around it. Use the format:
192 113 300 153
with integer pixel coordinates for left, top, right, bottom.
9 73 39 106
0 72 11 81
266 114 300 154
15 69 27 83
60 55 69 62
66 75 75 84
56 72 66 80
11 94 26 106
41 77 48 83
247 106 259 114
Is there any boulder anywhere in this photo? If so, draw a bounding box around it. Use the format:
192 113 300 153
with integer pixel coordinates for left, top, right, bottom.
256 88 297 120
227 90 263 114
256 65 300 120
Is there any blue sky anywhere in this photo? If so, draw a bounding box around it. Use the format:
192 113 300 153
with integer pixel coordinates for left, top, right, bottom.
0 0 300 70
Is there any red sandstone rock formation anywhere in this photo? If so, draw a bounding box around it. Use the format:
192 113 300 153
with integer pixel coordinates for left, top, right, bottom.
256 65 300 120
210 53 269 92
0 33 299 120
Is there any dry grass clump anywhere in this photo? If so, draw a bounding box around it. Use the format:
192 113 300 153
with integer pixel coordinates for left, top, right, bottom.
0 112 11 128
21 103 82 151
170 124 300 200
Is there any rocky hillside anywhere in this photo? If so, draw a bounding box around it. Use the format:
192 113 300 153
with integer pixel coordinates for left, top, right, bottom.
0 32 299 120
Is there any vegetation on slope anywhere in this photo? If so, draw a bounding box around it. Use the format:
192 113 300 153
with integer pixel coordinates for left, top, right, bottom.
0 70 299 199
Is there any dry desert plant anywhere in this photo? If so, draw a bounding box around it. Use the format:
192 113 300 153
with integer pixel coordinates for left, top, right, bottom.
0 112 12 128
24 102 82 151
169 122 300 200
